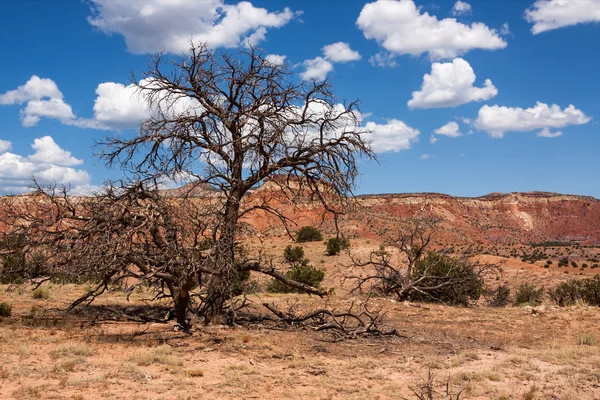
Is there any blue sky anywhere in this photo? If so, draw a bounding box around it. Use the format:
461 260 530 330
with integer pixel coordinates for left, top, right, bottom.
0 0 598 197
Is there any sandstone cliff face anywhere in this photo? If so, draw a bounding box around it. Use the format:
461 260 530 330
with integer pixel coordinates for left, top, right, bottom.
241 190 600 245
3 189 598 246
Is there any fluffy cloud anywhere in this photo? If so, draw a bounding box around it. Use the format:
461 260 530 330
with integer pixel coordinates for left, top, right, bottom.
0 140 11 154
0 76 63 105
364 119 420 152
525 0 600 34
1 75 203 131
91 81 150 130
322 42 361 63
301 42 361 81
408 58 497 109
434 121 462 137
0 137 92 194
265 54 287 65
452 1 472 16
28 136 83 167
300 57 334 81
88 0 297 53
475 102 591 138
0 76 81 127
356 0 507 59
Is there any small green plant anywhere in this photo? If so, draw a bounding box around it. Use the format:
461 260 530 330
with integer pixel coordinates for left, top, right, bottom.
296 226 322 243
550 280 584 306
0 302 12 317
558 258 569 267
488 284 511 307
514 283 544 306
283 245 304 263
571 261 579 268
32 287 50 299
267 261 325 293
325 236 350 256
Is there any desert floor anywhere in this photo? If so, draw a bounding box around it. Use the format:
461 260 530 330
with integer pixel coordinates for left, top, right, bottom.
1 240 599 400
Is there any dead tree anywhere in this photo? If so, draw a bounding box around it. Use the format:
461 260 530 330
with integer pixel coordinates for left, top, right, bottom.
0 181 219 327
2 42 373 325
347 218 500 305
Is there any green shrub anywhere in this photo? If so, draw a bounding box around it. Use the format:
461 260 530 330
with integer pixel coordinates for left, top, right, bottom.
550 280 584 306
571 261 579 268
0 302 12 317
514 283 544 306
283 245 304 263
267 260 325 293
325 237 350 256
558 258 569 267
296 226 322 243
488 284 511 307
407 252 485 306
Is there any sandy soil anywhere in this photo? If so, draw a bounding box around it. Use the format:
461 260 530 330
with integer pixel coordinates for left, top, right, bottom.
1 241 599 400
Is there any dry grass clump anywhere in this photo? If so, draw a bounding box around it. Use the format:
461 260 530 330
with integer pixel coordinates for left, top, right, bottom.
129 345 183 367
51 342 94 358
577 334 597 346
12 385 42 399
185 368 205 377
32 287 50 300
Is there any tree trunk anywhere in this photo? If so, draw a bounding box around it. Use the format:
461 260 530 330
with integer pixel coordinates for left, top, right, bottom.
174 287 190 328
197 197 241 324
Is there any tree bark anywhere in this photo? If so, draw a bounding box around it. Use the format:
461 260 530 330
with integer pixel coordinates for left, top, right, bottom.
174 287 191 328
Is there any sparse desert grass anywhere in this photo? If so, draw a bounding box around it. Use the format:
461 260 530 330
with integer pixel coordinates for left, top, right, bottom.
1 247 600 399
577 334 597 346
184 368 205 377
51 342 94 358
128 345 183 367
12 385 42 399
32 287 50 300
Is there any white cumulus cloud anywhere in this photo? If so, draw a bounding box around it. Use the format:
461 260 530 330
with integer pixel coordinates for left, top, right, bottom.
265 54 287 66
452 1 472 16
356 0 507 60
28 136 84 167
434 121 462 137
88 0 297 53
0 76 82 128
0 137 92 194
475 102 591 138
525 0 600 34
0 140 12 154
300 57 334 81
0 75 63 105
364 119 420 152
301 42 360 81
91 81 150 130
322 42 361 63
408 58 497 109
